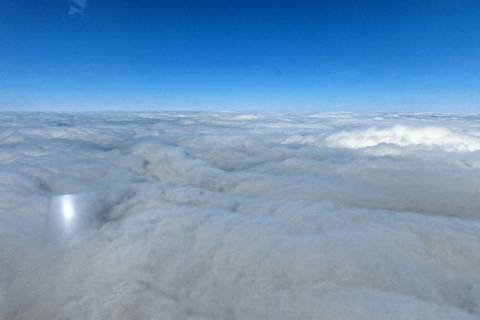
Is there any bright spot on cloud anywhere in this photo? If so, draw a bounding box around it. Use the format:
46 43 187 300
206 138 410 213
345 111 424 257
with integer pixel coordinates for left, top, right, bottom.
61 195 75 222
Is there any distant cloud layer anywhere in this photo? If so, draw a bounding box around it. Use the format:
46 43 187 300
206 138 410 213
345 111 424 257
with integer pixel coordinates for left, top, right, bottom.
326 125 480 152
1 112 480 319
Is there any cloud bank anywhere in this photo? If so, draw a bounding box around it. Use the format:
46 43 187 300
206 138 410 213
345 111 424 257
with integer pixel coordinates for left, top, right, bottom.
325 125 480 152
1 112 480 319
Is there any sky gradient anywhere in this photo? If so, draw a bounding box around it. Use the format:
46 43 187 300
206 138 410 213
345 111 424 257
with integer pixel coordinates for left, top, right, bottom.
1 0 479 112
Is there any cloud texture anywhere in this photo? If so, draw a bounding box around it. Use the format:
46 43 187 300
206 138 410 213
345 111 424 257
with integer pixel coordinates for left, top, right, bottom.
1 112 480 319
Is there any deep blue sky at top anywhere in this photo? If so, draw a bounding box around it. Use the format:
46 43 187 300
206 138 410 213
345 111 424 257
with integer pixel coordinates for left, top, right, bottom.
1 0 479 112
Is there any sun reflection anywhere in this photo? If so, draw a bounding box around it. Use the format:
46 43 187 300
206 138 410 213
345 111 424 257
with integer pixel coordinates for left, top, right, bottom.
48 192 99 242
61 195 75 222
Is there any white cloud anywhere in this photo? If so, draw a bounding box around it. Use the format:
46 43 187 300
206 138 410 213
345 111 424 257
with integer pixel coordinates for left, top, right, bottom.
325 125 480 152
1 112 480 319
68 0 87 16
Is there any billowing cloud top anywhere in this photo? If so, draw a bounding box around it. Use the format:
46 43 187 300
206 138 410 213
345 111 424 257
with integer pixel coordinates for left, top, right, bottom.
1 112 480 319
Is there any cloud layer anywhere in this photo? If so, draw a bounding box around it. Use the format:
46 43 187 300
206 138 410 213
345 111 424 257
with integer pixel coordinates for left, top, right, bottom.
1 112 480 319
325 125 480 152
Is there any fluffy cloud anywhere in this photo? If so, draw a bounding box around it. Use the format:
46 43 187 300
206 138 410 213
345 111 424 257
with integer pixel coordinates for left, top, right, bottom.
1 112 480 319
325 125 480 152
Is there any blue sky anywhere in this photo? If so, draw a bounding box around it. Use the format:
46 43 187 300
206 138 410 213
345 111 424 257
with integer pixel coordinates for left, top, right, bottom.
1 0 479 112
